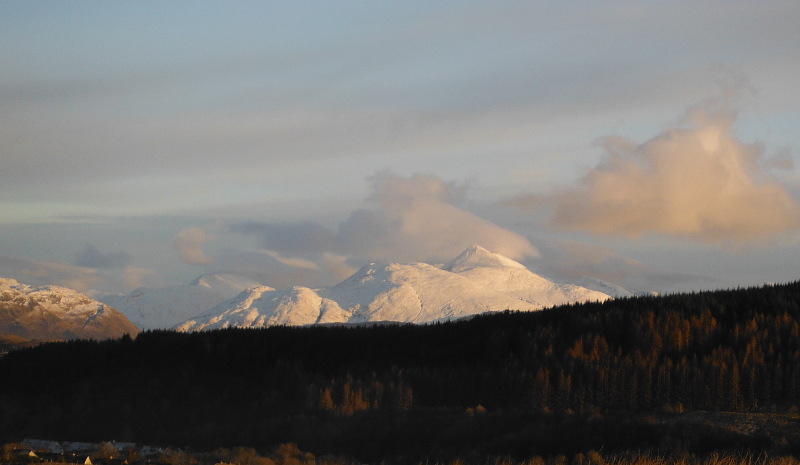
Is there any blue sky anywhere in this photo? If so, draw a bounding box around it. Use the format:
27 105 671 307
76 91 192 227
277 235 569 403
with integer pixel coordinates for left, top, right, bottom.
2 1 799 296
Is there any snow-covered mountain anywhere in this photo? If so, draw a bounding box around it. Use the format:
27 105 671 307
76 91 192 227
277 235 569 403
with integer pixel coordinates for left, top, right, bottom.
176 246 616 332
0 277 139 341
101 272 265 329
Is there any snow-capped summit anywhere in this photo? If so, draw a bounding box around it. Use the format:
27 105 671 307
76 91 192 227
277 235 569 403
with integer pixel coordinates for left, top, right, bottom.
444 246 612 308
0 277 139 341
175 246 624 332
444 245 528 273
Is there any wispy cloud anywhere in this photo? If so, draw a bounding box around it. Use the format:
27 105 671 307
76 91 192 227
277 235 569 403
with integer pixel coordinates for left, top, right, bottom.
0 255 101 293
0 253 163 296
209 248 330 290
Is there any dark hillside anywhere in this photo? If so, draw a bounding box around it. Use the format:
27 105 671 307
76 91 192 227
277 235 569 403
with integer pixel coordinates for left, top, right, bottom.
1 280 799 461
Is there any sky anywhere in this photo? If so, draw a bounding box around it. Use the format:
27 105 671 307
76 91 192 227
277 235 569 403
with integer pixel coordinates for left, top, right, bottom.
2 1 800 297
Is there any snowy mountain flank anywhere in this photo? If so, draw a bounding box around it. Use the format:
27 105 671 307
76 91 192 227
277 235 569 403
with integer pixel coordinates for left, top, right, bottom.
175 246 616 332
101 273 265 330
0 277 139 341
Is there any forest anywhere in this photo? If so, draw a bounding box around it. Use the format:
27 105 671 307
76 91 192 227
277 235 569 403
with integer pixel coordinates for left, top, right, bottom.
1 281 800 464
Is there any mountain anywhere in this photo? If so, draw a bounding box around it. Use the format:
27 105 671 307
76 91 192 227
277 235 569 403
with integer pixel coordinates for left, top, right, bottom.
176 246 616 332
0 277 139 342
101 272 265 330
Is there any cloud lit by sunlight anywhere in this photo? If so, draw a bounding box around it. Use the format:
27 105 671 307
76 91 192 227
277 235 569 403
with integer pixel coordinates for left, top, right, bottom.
342 172 541 263
227 172 540 287
174 227 214 265
522 104 800 243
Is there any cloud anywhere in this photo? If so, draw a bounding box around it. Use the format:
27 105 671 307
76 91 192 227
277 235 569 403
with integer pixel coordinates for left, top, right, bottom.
537 239 647 281
227 172 540 284
531 239 718 294
250 172 539 263
319 252 358 283
121 267 158 290
264 250 321 271
75 245 132 269
520 103 800 243
210 248 330 290
764 147 794 171
229 222 337 256
342 172 540 262
174 227 214 265
0 253 164 296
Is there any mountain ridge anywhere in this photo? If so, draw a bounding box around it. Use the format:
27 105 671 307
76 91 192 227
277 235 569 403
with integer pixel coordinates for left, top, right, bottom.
176 246 615 332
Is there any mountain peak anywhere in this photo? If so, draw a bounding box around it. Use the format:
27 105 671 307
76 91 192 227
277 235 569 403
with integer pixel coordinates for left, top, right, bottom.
444 245 528 273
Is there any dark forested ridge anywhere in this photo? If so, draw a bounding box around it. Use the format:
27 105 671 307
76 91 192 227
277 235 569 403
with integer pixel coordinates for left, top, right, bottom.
2 280 800 462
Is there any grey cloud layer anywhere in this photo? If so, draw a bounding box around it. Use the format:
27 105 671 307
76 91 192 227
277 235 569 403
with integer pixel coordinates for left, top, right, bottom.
4 2 799 212
2 2 800 297
531 238 717 294
0 255 102 293
75 245 132 269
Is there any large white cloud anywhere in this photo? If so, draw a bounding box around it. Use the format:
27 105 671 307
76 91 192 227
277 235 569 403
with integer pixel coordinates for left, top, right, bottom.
525 105 800 243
